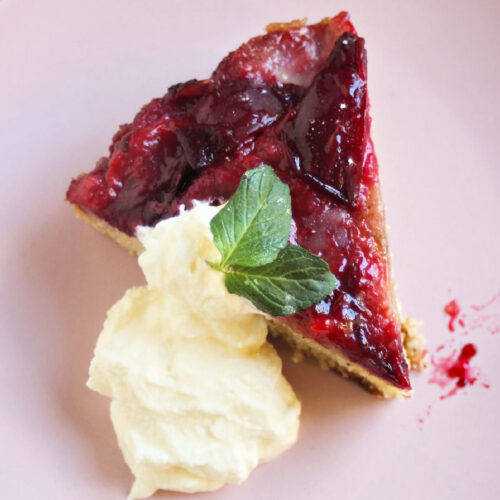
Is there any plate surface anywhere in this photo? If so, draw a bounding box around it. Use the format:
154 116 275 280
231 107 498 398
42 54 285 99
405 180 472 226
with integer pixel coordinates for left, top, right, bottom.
1 0 499 499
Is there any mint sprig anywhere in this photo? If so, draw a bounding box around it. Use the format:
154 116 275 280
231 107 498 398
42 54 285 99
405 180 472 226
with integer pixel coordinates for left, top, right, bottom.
209 166 337 316
210 166 291 268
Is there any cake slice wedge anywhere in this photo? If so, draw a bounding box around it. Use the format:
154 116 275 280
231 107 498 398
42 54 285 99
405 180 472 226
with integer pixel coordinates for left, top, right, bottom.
67 12 422 397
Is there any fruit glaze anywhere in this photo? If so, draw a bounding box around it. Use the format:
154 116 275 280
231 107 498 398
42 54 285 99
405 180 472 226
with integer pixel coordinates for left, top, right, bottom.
68 13 410 390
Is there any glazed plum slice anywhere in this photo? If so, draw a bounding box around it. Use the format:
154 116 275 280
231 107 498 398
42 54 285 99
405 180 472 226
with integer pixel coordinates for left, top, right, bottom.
284 32 368 205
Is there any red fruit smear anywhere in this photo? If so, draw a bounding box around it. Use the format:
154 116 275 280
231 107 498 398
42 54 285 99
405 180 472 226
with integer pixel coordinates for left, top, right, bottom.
468 292 500 335
67 14 411 390
420 296 496 428
451 292 500 336
417 404 433 430
444 299 461 332
472 291 500 312
429 343 486 399
447 343 477 387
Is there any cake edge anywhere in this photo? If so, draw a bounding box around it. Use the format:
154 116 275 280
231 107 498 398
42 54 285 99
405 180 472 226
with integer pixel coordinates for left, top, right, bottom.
72 205 144 256
267 319 411 398
71 204 424 398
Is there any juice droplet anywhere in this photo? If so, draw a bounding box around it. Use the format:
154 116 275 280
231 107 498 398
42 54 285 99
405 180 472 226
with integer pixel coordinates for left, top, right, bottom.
444 299 461 332
429 343 485 399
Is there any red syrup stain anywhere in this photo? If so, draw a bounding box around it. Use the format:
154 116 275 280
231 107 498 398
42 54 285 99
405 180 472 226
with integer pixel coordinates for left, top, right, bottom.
446 292 500 336
465 292 500 335
429 343 489 400
472 291 500 312
417 404 433 431
444 299 461 331
418 294 498 428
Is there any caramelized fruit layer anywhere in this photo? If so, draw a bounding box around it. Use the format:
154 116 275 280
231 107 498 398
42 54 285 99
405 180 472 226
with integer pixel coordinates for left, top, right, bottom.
68 13 410 389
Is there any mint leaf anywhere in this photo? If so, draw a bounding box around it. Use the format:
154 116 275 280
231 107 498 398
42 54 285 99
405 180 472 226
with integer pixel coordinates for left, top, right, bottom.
224 245 338 316
210 165 291 268
208 165 338 316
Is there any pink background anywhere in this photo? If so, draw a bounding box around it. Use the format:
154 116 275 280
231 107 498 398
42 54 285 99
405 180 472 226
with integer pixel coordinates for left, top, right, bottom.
1 0 499 498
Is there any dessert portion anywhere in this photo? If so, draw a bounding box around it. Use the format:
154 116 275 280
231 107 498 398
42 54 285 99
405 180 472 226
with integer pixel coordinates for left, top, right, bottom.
88 203 300 498
69 12 421 396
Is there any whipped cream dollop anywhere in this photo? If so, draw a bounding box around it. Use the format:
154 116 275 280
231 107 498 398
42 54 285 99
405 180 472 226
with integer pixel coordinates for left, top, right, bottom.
87 203 300 499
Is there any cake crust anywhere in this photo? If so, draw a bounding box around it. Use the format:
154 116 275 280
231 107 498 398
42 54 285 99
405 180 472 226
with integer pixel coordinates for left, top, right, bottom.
72 205 144 255
72 203 423 397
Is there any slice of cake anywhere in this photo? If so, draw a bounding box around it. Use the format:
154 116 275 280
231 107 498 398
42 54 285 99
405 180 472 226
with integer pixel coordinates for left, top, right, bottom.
67 12 422 397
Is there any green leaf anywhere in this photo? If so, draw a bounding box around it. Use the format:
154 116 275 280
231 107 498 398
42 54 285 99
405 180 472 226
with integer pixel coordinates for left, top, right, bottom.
210 165 291 268
224 245 338 316
207 165 338 316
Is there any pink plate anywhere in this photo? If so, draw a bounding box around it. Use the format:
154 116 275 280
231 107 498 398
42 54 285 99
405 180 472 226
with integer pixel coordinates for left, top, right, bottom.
1 1 499 499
